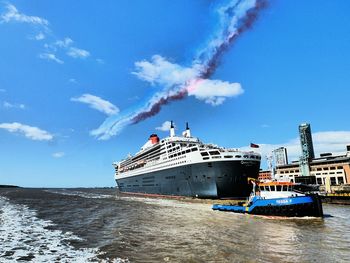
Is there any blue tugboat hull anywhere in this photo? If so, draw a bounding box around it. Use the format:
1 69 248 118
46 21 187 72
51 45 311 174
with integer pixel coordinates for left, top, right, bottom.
212 195 323 217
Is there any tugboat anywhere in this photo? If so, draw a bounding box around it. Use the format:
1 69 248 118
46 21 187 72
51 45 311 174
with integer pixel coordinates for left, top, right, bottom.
212 180 323 217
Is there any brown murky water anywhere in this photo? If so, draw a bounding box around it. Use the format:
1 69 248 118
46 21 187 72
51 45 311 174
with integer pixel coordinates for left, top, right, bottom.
1 188 349 262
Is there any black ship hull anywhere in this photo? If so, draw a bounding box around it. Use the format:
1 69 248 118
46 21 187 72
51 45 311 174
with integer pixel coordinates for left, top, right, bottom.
116 160 260 198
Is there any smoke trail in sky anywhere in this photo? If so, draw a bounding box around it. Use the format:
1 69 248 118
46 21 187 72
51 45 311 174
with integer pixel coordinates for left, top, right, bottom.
91 0 267 140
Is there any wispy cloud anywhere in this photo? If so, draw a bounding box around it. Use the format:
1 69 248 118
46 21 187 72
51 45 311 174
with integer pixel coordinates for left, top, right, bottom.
39 53 64 64
96 58 105 64
187 79 243 106
55 37 73 48
0 3 48 26
71 94 119 116
68 78 78 84
155 121 172 132
133 55 199 87
34 32 45 40
0 89 6 92
241 131 350 162
133 55 243 106
1 3 92 63
46 37 91 60
3 101 25 109
52 152 65 158
67 47 90 59
0 122 53 141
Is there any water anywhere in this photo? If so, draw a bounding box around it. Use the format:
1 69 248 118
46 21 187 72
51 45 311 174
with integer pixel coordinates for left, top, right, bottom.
1 188 349 262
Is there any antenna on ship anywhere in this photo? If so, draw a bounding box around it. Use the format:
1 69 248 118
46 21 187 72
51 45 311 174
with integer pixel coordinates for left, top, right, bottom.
170 120 175 137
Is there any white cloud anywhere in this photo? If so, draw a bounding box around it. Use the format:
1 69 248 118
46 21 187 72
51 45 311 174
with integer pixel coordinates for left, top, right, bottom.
3 101 12 108
52 152 65 158
155 121 172 132
3 101 25 109
133 55 199 87
55 37 73 48
71 94 119 116
68 78 78 84
35 32 45 40
96 58 105 64
187 79 243 106
0 4 48 26
241 131 350 164
39 53 64 64
1 4 92 65
0 122 53 141
132 55 243 106
67 47 90 59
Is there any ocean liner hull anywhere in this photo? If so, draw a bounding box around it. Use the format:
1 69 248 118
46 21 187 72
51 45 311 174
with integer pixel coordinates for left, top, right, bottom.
116 160 260 198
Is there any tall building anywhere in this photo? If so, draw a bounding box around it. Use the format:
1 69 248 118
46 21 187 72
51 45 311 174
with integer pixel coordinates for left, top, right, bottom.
273 147 288 166
299 123 315 160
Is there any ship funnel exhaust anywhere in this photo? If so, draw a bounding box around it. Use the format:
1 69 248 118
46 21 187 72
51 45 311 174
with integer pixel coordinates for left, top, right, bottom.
170 120 175 137
186 122 191 137
182 122 191 137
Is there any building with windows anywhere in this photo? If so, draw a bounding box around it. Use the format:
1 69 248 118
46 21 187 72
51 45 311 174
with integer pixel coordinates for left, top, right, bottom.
273 147 288 166
299 123 315 160
275 150 350 187
258 170 272 181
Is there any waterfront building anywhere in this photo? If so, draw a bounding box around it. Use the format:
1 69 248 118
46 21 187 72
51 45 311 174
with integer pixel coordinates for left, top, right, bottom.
273 147 288 166
275 147 350 187
258 170 272 181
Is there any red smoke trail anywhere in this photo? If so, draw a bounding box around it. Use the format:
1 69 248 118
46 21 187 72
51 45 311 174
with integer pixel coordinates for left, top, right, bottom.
202 0 268 79
131 0 268 124
132 90 188 124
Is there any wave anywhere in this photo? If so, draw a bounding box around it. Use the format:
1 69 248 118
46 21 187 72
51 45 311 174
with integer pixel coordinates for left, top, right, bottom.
117 195 210 211
44 189 114 199
0 196 126 262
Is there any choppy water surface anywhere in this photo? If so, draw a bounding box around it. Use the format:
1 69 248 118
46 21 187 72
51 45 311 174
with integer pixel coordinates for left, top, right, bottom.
1 188 349 262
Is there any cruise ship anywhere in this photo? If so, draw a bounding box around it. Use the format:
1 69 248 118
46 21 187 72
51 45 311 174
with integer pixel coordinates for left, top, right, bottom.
113 122 261 198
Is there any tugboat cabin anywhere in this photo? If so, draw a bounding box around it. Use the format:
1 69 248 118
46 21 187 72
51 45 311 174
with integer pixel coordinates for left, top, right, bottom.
256 182 303 199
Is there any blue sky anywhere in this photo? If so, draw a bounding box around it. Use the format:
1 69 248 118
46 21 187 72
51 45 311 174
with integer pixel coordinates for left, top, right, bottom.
1 0 350 187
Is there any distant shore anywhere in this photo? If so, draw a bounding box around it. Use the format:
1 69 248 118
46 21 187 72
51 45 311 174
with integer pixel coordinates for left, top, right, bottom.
0 185 20 188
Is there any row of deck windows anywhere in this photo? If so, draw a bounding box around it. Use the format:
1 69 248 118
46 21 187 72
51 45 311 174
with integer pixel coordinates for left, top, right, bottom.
259 185 292 191
200 152 260 160
168 147 198 159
